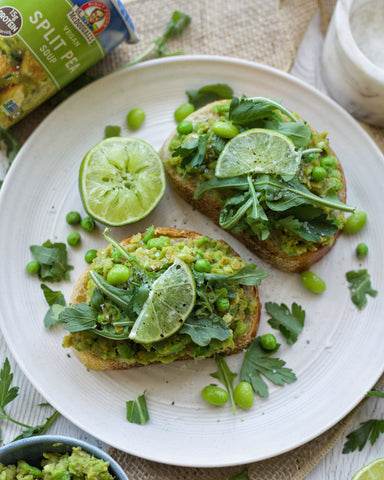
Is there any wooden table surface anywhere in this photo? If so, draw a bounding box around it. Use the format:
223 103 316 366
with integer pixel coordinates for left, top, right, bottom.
0 9 383 480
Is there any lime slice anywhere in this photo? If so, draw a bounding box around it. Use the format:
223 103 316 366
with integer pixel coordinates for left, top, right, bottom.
129 258 196 344
79 137 166 226
352 458 384 480
215 128 299 178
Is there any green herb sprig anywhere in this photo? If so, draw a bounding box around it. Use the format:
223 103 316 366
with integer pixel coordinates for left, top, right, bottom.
126 392 149 425
346 269 378 310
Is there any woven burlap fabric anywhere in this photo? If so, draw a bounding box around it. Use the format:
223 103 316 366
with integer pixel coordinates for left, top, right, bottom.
8 0 383 477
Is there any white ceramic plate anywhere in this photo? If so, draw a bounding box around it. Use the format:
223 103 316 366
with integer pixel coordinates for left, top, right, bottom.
0 56 383 468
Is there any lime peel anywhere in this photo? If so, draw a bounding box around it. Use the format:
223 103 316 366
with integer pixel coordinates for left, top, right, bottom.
351 457 384 480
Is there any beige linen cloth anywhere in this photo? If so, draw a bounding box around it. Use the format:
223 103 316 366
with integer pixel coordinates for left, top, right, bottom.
11 0 383 478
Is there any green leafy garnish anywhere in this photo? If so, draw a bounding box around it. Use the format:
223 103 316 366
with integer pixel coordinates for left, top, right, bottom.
228 96 298 125
240 337 297 397
366 391 384 398
265 302 305 345
0 358 58 442
126 392 149 425
265 120 311 148
226 469 250 480
346 269 378 309
210 355 237 414
186 84 234 109
180 315 231 346
124 11 191 67
343 419 384 453
30 240 73 282
41 284 66 328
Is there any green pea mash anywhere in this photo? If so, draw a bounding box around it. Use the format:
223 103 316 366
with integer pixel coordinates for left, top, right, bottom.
0 447 114 480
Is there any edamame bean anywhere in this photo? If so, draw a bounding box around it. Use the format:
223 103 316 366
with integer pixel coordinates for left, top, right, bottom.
85 249 97 264
174 102 195 122
81 216 96 232
127 108 146 129
195 258 211 273
212 120 239 139
177 120 193 135
343 210 367 234
260 333 277 351
356 242 368 258
26 260 40 275
311 166 326 181
320 155 338 169
201 385 229 406
67 231 81 247
66 211 81 225
107 264 130 285
216 297 230 312
104 125 121 138
300 270 326 293
146 236 171 249
234 381 254 409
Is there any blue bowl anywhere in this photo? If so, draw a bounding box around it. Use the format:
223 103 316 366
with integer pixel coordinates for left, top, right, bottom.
0 435 128 480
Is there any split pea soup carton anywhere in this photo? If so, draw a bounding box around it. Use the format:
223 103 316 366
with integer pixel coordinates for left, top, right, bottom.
0 0 138 128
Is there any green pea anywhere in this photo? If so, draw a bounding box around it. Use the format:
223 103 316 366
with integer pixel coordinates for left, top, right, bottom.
177 120 193 135
356 242 368 258
107 264 131 285
26 260 40 275
146 236 171 249
216 297 230 312
67 231 81 247
343 210 367 234
260 333 277 351
142 225 155 243
234 381 254 409
300 270 326 294
81 216 96 232
66 211 81 225
320 155 338 169
104 125 121 138
201 385 228 406
212 120 239 139
112 249 123 263
195 236 210 247
85 249 97 264
195 258 211 273
168 139 181 151
311 166 326 181
127 108 145 129
174 102 195 122
330 168 342 179
303 152 319 163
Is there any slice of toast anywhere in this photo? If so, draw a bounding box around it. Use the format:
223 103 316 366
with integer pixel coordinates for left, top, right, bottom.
160 100 348 272
65 227 262 370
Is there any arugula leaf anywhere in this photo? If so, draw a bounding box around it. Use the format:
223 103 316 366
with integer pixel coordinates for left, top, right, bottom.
44 304 66 328
343 419 384 453
89 270 134 310
186 84 234 109
30 241 73 282
0 358 58 441
265 302 305 345
240 338 296 397
346 269 378 309
265 120 311 148
226 469 250 480
210 355 237 414
41 284 65 307
366 391 384 398
126 392 149 425
204 264 268 289
124 11 191 67
194 175 249 199
59 303 98 332
180 314 231 346
276 214 339 242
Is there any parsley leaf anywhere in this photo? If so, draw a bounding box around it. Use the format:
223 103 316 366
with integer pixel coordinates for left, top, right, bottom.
180 314 231 346
346 269 378 309
186 84 234 109
210 355 237 414
226 468 250 480
126 392 149 425
240 338 297 397
343 419 384 453
30 241 73 282
366 391 384 398
265 302 305 345
12 410 59 442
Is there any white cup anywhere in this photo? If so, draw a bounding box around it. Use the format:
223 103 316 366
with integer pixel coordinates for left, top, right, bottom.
322 0 384 127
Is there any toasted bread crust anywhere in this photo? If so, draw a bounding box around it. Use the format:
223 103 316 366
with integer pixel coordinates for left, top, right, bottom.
69 227 261 370
160 101 347 273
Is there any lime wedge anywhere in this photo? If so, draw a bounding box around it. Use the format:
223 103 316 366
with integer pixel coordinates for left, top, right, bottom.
129 258 196 344
352 458 384 480
215 128 299 178
79 137 166 226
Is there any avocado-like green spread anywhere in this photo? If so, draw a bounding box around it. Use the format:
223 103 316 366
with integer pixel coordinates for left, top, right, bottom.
165 99 346 256
64 233 257 365
0 447 114 480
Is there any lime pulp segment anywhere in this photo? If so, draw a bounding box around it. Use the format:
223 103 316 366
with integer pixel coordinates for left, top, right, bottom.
215 128 299 178
351 458 384 480
80 137 166 226
129 258 196 344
